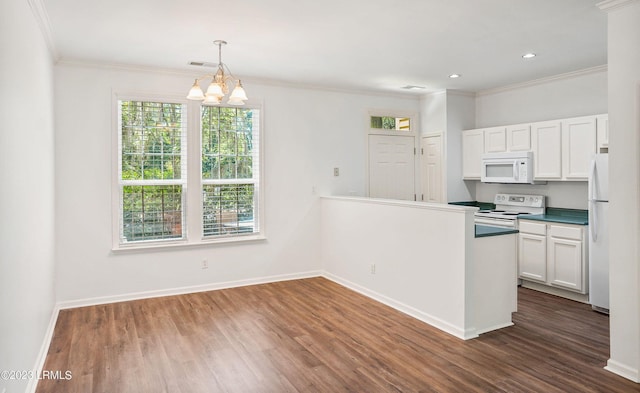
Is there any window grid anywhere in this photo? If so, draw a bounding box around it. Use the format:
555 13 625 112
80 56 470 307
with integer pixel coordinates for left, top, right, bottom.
201 106 259 238
118 100 186 243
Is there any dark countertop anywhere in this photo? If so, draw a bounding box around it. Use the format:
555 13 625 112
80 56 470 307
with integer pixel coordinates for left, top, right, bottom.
519 208 589 225
475 225 519 238
450 201 496 210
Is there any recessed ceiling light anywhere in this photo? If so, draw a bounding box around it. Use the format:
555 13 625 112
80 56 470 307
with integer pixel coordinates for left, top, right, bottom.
522 53 536 59
401 85 426 90
449 74 461 79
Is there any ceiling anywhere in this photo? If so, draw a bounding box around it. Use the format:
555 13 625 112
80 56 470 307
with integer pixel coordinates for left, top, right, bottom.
41 0 607 95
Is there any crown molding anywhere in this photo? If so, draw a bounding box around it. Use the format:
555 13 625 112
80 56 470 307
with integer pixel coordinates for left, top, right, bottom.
476 64 608 97
27 0 59 61
598 0 640 12
420 89 476 100
55 59 423 101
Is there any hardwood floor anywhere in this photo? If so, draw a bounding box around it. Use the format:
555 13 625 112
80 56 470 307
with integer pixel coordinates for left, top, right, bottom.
37 277 639 393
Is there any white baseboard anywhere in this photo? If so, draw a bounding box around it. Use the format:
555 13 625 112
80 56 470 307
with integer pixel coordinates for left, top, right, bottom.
26 304 61 393
606 359 640 383
56 271 323 310
321 272 472 340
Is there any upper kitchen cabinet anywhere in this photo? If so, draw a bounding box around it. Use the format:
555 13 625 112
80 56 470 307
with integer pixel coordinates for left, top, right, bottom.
531 116 596 181
596 114 609 152
463 114 602 182
484 126 507 153
506 123 531 151
483 125 531 153
531 120 563 180
462 129 484 179
561 116 597 180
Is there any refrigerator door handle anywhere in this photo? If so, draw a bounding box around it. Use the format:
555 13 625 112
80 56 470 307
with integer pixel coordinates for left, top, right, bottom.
588 159 596 202
590 200 598 242
589 159 597 242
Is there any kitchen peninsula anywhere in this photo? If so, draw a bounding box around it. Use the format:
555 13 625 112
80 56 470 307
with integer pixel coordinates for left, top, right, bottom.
320 196 517 340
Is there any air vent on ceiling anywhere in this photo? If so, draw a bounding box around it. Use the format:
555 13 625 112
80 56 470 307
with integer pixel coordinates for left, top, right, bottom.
401 85 426 90
188 61 217 67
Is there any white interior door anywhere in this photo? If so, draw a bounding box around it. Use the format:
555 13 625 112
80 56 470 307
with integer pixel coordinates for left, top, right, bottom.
368 135 415 200
421 133 443 203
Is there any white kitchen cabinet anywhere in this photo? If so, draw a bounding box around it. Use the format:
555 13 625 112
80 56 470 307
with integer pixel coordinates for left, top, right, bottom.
484 126 507 153
462 129 484 179
518 220 588 294
506 123 531 151
547 224 586 292
596 114 609 151
531 121 563 180
518 221 547 282
531 116 596 181
561 116 597 180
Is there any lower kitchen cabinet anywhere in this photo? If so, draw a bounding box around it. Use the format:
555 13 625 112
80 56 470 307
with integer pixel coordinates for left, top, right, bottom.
518 224 547 282
518 220 588 294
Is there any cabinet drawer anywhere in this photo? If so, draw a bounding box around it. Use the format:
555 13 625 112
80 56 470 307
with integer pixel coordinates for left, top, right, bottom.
549 224 583 240
519 220 547 235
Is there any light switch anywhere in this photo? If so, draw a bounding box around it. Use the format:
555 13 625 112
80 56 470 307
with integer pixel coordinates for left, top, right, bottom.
333 167 339 176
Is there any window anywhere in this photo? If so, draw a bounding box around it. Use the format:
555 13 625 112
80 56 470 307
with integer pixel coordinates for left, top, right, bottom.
370 115 411 131
115 97 262 249
201 107 260 237
118 100 186 243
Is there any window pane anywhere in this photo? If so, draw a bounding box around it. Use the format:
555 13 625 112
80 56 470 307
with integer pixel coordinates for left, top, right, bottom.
122 185 183 242
203 184 255 236
370 116 411 131
120 101 183 180
201 106 256 180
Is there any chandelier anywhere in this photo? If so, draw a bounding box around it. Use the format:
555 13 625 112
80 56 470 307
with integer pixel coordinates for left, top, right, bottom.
187 40 248 106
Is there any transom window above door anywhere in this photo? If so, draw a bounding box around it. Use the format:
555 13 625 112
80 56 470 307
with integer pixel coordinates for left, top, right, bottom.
370 115 411 131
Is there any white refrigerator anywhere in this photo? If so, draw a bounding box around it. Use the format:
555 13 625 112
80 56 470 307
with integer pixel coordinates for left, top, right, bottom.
588 153 609 313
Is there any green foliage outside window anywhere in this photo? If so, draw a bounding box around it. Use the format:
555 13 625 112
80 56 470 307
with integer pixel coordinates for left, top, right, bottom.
201 107 257 236
120 101 185 242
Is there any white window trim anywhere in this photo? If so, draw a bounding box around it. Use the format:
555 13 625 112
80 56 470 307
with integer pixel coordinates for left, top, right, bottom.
111 92 265 252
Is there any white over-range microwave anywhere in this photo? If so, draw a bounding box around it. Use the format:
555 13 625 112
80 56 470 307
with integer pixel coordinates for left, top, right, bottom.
481 151 535 184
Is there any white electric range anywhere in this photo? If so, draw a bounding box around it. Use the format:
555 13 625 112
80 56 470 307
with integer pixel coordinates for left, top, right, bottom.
474 193 545 229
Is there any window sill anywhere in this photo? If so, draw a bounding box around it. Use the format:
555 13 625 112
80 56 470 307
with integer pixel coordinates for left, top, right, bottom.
111 234 267 253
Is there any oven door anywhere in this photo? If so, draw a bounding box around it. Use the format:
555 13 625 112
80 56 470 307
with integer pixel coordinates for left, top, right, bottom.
474 216 517 228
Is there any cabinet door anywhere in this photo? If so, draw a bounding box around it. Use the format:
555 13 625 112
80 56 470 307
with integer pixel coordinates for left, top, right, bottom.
518 233 547 282
596 114 609 151
507 124 531 151
462 129 484 179
562 116 597 180
531 121 562 180
548 237 583 292
484 127 507 153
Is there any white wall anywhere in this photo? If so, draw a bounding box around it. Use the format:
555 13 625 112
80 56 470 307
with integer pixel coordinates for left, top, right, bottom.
419 90 476 202
321 197 476 339
0 1 57 392
53 63 420 303
602 0 640 382
475 68 607 128
471 68 608 208
445 92 476 202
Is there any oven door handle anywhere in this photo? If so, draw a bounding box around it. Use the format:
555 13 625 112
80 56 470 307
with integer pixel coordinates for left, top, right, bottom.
474 217 516 228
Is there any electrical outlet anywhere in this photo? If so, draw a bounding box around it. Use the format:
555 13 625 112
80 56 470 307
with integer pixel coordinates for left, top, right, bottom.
201 259 208 269
333 167 340 176
370 264 376 274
